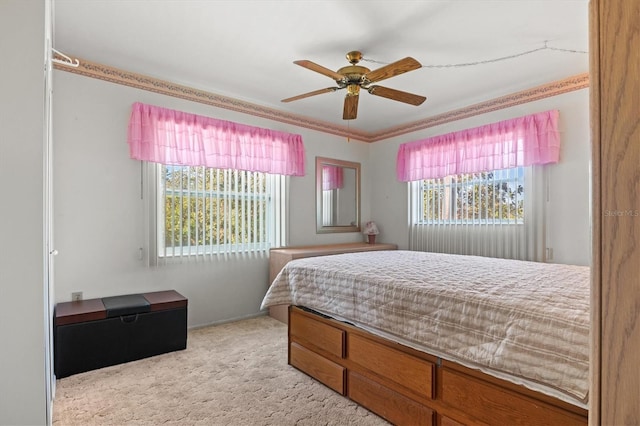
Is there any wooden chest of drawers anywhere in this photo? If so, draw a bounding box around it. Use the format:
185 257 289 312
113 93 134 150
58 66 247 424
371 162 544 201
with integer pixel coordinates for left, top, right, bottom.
288 306 588 426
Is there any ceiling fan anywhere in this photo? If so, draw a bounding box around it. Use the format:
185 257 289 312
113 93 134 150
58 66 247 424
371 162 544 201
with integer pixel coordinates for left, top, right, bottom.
282 51 427 120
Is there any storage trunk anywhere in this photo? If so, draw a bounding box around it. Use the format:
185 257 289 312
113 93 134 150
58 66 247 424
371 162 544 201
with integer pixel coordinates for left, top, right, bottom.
54 290 187 378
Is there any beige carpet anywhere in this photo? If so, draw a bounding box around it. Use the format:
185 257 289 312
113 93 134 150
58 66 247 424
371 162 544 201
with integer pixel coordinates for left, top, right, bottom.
53 315 389 426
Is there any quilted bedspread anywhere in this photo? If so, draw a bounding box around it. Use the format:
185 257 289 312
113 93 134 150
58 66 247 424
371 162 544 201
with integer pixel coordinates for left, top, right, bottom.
260 250 590 407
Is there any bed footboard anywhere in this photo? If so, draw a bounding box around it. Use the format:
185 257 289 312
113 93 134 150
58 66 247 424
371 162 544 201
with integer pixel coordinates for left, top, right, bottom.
288 306 587 426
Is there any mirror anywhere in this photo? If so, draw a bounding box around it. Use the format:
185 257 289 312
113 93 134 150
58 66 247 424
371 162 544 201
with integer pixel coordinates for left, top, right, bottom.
316 157 361 233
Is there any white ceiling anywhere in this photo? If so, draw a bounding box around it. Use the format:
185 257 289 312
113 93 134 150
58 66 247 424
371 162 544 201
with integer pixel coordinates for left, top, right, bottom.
53 0 589 135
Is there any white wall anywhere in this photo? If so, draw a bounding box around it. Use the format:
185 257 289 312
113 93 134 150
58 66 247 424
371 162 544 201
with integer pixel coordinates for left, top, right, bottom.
53 71 591 332
369 89 591 266
53 71 371 328
0 1 49 424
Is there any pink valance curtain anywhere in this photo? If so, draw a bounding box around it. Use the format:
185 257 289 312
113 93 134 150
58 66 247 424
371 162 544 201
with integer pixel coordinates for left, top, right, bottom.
322 165 344 190
396 110 560 181
127 102 305 176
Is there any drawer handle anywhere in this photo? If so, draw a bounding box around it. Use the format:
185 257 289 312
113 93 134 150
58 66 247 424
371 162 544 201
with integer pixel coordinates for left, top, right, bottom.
121 314 139 324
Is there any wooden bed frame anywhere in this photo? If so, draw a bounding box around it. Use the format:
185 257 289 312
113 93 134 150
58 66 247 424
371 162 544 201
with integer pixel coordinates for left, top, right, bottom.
288 306 587 426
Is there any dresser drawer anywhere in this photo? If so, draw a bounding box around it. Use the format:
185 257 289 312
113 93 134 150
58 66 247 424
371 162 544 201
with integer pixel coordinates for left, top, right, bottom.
348 371 434 426
440 414 466 426
440 368 586 426
348 334 434 401
290 309 345 358
290 342 345 394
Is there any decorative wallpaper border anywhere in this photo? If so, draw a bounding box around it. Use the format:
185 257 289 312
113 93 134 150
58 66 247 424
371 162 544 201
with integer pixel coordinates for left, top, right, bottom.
53 55 589 143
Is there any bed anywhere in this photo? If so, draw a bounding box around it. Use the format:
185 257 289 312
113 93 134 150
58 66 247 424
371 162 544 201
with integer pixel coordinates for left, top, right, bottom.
260 250 589 425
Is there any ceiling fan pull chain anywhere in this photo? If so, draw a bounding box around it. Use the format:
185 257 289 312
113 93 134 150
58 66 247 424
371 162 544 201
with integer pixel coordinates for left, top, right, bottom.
347 121 350 143
360 41 587 70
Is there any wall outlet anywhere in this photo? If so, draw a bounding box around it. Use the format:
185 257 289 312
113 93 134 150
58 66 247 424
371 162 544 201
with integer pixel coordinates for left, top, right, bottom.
71 292 83 302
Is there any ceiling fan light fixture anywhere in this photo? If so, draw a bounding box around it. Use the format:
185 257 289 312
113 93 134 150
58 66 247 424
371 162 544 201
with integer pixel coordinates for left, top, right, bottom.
346 84 360 96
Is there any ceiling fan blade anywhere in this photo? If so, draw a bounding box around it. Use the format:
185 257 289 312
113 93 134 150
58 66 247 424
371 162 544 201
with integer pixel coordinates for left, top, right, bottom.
294 60 345 81
367 85 426 106
343 94 359 120
364 57 422 84
281 87 338 103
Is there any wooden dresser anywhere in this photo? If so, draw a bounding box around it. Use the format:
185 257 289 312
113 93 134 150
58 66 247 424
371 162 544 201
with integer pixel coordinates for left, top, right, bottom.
268 242 397 323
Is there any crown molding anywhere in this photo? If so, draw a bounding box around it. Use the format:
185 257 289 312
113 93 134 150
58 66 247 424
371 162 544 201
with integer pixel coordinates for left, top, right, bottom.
370 73 590 141
53 55 588 143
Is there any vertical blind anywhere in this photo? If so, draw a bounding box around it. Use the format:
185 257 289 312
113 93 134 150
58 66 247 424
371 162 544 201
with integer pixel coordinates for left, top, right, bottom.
156 166 284 262
408 167 545 261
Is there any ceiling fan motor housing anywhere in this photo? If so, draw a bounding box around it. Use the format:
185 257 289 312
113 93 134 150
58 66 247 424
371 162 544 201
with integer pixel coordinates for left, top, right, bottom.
336 65 371 86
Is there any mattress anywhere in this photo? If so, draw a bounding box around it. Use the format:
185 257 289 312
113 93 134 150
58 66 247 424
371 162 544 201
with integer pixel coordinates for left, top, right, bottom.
261 250 590 407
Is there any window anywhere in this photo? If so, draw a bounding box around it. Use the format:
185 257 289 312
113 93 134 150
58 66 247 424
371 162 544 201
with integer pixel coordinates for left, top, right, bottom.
399 111 558 261
150 164 286 261
128 103 302 264
416 167 525 225
409 166 543 261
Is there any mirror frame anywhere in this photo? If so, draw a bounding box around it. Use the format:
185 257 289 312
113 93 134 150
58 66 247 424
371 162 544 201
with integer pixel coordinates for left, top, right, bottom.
316 156 361 233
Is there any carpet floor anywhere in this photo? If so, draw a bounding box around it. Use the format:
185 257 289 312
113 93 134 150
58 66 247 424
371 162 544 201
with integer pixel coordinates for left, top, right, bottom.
52 315 390 426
